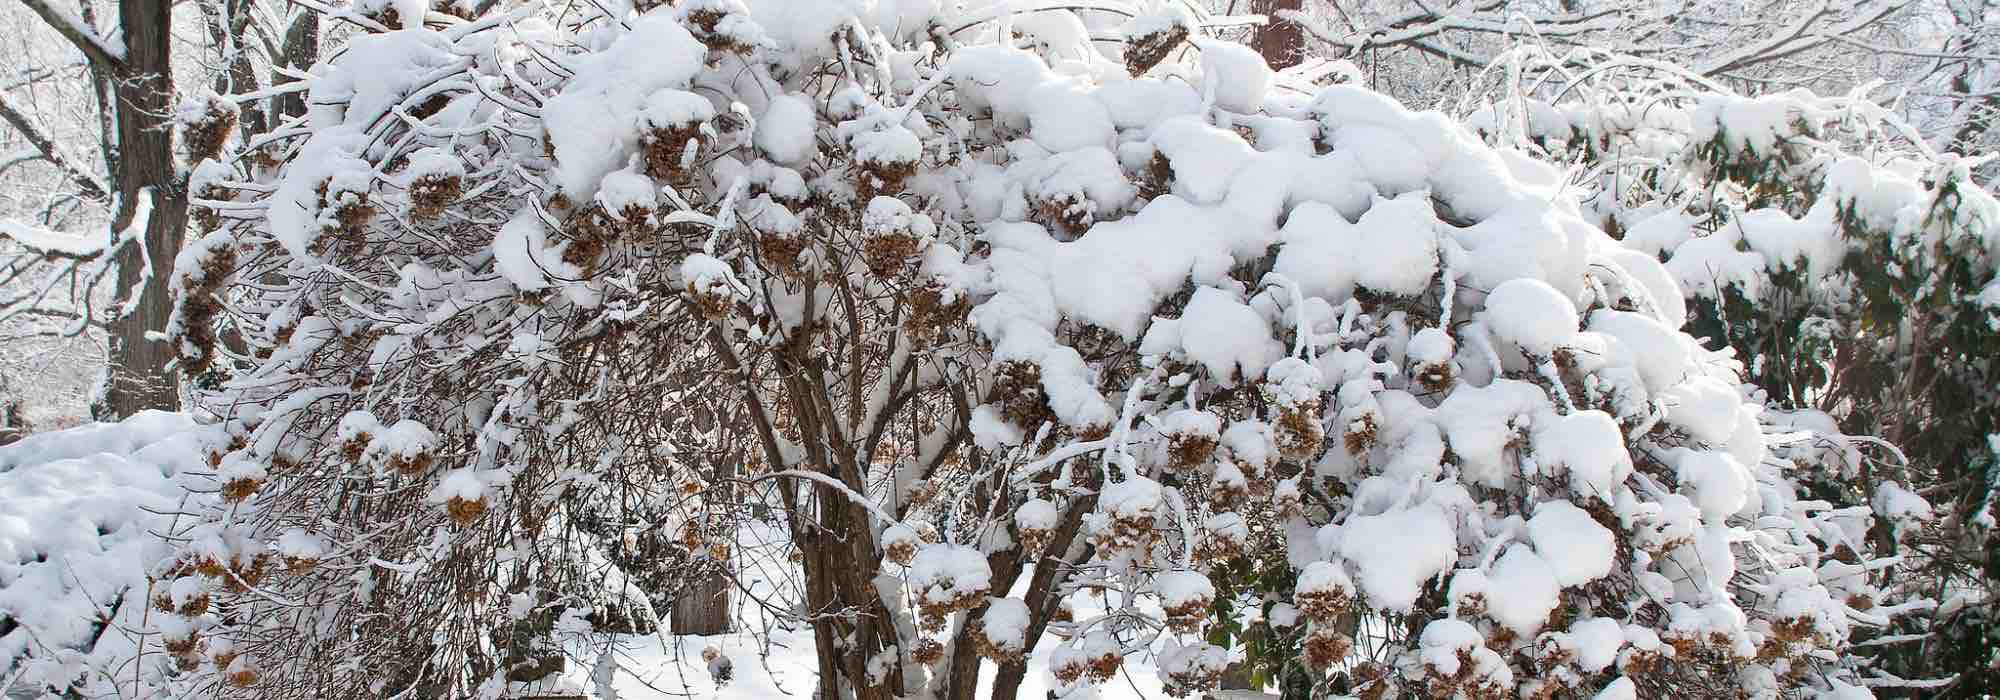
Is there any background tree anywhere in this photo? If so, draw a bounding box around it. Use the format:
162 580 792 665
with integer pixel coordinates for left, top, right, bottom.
0 0 189 419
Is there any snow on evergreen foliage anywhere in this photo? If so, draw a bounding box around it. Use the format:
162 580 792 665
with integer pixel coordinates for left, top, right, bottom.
148 3 1969 699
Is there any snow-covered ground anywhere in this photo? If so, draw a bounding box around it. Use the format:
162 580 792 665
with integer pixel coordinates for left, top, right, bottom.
0 412 211 698
559 519 1188 699
0 415 1266 699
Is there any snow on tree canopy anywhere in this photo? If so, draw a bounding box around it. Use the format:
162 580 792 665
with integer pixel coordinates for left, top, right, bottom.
169 2 1906 698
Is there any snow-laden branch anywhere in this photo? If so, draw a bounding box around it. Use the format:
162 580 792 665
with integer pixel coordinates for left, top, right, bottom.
760 469 899 526
0 187 148 261
18 0 126 68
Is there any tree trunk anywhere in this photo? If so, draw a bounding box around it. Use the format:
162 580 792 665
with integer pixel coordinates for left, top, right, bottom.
1252 0 1306 69
670 569 733 635
95 0 189 420
274 10 320 122
990 497 1096 700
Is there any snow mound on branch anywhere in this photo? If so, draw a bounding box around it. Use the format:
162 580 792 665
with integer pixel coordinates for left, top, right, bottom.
1528 501 1616 587
0 413 218 696
1152 287 1284 386
1336 504 1457 612
1483 277 1578 355
307 28 455 129
1192 37 1272 113
544 15 707 198
1273 194 1442 302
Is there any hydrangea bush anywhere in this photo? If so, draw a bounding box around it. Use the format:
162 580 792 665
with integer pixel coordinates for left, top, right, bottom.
159 2 1932 699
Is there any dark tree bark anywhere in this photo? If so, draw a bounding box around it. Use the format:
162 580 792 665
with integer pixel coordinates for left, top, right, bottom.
95 0 191 419
204 0 267 137
670 569 733 635
17 0 191 418
1252 0 1306 69
990 497 1096 700
274 9 321 122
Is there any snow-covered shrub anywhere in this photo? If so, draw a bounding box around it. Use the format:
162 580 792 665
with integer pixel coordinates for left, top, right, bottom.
1461 50 1999 693
167 2 1922 699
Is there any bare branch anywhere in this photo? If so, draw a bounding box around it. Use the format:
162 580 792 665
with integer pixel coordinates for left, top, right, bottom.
16 0 125 68
0 91 108 201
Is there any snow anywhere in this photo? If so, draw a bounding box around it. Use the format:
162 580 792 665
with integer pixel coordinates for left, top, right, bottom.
1596 676 1638 700
1020 146 1138 230
1156 641 1228 692
274 528 326 561
1014 498 1059 532
1417 618 1511 686
1161 409 1222 446
1565 616 1627 672
1206 512 1248 547
1587 310 1690 394
862 196 919 236
1738 207 1843 279
544 15 707 198
1432 379 1551 489
598 167 659 215
402 145 464 182
1155 570 1215 611
1872 480 1933 539
1663 224 1766 301
846 124 922 167
428 467 487 503
1528 501 1616 586
755 94 821 166
1662 376 1744 444
1170 287 1285 385
1484 544 1560 634
1335 504 1457 611
641 89 717 130
494 207 572 292
1621 210 1696 257
1192 37 1272 113
1148 116 1254 205
1296 560 1354 600
1095 78 1202 129
1482 277 1579 355
1099 476 1164 519
307 28 456 129
908 544 993 605
1273 194 1441 302
744 0 867 61
0 216 107 257
1027 81 1114 152
1672 449 1753 521
1530 410 1632 499
266 127 372 262
0 411 195 473
1408 327 1455 365
680 254 743 301
0 413 218 696
981 597 1031 651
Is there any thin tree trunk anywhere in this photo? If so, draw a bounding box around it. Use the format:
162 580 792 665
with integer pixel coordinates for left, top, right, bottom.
991 497 1096 700
274 10 320 123
670 569 733 635
96 0 189 419
1252 0 1306 69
